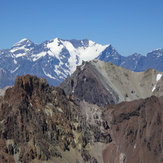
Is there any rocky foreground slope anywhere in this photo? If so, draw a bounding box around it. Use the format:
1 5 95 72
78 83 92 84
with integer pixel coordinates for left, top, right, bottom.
0 75 163 163
60 60 163 106
103 95 163 163
0 75 111 163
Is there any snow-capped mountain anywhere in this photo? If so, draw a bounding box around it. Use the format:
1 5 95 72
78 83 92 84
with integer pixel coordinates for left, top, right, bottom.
0 38 110 88
0 37 163 89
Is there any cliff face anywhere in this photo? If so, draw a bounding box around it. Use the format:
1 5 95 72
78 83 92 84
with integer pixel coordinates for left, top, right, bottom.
0 75 76 162
0 75 111 163
103 96 163 163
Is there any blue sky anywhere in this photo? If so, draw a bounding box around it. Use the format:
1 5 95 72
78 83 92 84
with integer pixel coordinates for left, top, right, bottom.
0 0 163 56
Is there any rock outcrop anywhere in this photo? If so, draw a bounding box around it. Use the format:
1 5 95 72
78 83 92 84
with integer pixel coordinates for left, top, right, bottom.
0 75 110 163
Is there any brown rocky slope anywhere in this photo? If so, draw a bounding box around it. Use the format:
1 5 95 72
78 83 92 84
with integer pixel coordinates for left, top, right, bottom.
102 95 163 163
0 75 163 163
0 75 111 163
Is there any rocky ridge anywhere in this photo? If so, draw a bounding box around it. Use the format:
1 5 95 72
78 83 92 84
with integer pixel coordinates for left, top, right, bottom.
0 75 163 162
0 75 111 163
60 60 163 106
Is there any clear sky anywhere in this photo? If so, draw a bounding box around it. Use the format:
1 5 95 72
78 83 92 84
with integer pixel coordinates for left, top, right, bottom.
0 0 163 56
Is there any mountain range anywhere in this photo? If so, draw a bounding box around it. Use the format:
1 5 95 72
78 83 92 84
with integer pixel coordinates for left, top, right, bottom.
0 38 163 89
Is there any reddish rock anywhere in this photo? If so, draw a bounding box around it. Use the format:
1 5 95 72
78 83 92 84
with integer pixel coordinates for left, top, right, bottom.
103 96 163 163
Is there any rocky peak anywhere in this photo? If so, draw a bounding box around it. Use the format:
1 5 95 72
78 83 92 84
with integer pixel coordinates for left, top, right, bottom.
96 44 121 63
60 60 163 106
130 53 142 58
147 48 163 57
14 74 48 94
0 75 111 163
13 38 33 47
4 75 50 107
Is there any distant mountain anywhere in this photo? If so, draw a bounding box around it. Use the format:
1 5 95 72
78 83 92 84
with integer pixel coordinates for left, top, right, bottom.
98 48 163 72
0 38 109 88
0 38 163 89
60 60 163 106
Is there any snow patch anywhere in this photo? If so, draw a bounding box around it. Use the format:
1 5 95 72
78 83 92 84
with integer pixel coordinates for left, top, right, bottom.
15 53 27 58
10 44 32 58
152 85 156 92
88 40 95 46
47 38 64 58
152 73 162 92
11 66 20 73
78 43 109 63
61 40 78 73
32 52 47 61
156 74 162 81
13 59 17 64
43 68 56 80
13 38 29 46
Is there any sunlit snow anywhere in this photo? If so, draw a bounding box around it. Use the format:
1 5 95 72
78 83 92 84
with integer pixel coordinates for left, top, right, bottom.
47 38 64 58
152 73 162 92
45 38 109 74
13 59 17 64
11 66 20 73
43 68 56 80
152 85 156 92
156 74 162 81
32 52 47 61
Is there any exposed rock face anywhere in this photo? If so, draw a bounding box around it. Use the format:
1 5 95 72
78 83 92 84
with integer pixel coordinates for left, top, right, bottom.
0 75 110 163
102 96 163 163
60 60 163 106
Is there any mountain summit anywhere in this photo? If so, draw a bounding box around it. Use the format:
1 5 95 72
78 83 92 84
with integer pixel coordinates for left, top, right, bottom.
0 38 110 88
60 60 163 106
